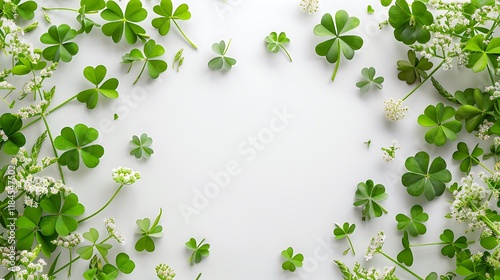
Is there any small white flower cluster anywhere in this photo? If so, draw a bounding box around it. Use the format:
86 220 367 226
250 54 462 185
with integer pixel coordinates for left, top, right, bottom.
41 156 58 168
112 166 141 185
40 63 57 78
104 218 126 245
51 233 84 248
0 81 15 90
476 119 494 140
487 247 500 269
21 76 42 98
0 129 8 142
365 231 385 261
471 5 497 25
486 81 500 100
351 262 398 280
300 0 319 14
384 99 408 121
0 246 17 270
15 246 49 280
19 174 71 198
14 100 48 119
0 18 22 35
155 264 176 280
381 140 400 163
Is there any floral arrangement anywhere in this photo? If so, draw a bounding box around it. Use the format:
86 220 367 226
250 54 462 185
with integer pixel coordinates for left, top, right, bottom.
0 0 500 279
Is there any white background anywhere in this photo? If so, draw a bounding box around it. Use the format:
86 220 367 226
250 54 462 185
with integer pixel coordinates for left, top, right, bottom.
4 0 488 279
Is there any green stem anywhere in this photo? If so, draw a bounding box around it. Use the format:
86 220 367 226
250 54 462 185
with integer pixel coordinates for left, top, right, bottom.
133 61 147 85
21 94 78 131
487 65 496 85
41 115 65 183
379 251 424 280
346 235 355 255
280 45 292 62
78 184 124 223
410 240 475 247
196 273 202 280
51 256 80 275
402 60 445 101
42 7 79 12
331 41 341 82
473 157 495 175
172 20 198 49
68 250 72 277
224 39 232 55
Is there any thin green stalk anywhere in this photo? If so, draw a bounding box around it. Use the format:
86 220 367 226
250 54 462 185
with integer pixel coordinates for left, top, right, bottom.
188 238 205 263
133 61 147 85
379 251 424 280
331 41 342 82
172 20 198 49
41 115 65 183
402 60 445 101
224 39 232 55
78 184 124 223
51 256 80 275
196 273 202 280
473 157 495 175
21 94 78 131
280 45 292 62
487 65 496 85
410 240 475 247
42 7 79 12
346 235 355 255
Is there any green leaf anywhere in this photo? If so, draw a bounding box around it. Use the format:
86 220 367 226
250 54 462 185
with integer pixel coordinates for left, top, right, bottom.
135 208 163 252
152 0 197 48
122 40 167 84
186 238 210 266
116 253 135 274
265 31 292 62
40 24 79 62
397 231 414 266
367 5 375 14
440 229 469 258
40 193 84 236
455 89 494 133
0 113 26 155
401 151 451 200
101 0 148 44
465 35 500 72
77 65 119 109
452 142 483 173
397 50 433 85
396 205 428 237
208 40 236 71
353 179 388 221
418 103 462 146
281 247 303 272
381 0 393 6
389 0 433 45
16 0 37 20
356 67 384 93
130 133 154 159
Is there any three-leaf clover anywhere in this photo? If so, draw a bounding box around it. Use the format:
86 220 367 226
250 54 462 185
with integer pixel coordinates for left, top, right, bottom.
130 133 154 159
455 88 494 133
122 39 168 84
396 205 428 237
40 24 79 62
77 65 119 109
40 193 85 236
313 11 363 82
356 67 384 93
0 113 26 155
452 142 484 173
465 34 500 72
353 179 388 221
281 247 303 272
152 0 197 49
54 124 104 171
83 253 135 279
76 228 113 260
12 55 47 76
185 238 210 266
397 50 433 84
417 103 462 146
388 0 433 45
16 207 56 257
440 229 469 258
397 231 414 266
333 222 356 255
208 39 236 71
135 208 163 253
401 151 451 200
101 0 148 44
265 32 292 62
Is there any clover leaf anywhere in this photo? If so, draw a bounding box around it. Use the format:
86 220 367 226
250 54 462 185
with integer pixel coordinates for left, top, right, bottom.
130 133 154 159
135 208 163 253
397 50 433 85
76 228 113 260
122 39 168 84
313 11 363 82
397 231 414 266
76 0 105 34
456 89 494 133
396 205 429 237
16 207 57 257
40 193 85 236
185 237 210 266
101 0 148 44
12 55 47 75
401 151 451 200
208 39 237 71
152 0 197 49
0 113 26 155
465 34 500 72
440 229 469 258
418 103 462 146
356 67 384 93
40 24 79 62
381 0 393 6
452 142 484 173
265 32 292 62
388 0 433 45
1 0 37 20
333 222 356 255
281 247 303 272
353 179 388 221
77 65 119 109
54 124 104 171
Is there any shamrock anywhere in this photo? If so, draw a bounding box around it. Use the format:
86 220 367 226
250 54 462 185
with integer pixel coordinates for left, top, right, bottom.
151 0 197 49
76 228 112 260
0 113 26 155
208 40 237 71
135 208 163 252
356 67 384 93
16 207 56 257
353 179 388 221
39 193 85 236
440 229 469 258
265 32 292 62
185 238 210 266
333 222 356 255
465 34 500 72
388 0 433 45
455 88 494 132
130 133 154 159
100 0 148 44
417 103 462 146
452 142 483 173
40 24 79 62
397 50 433 85
397 231 413 266
77 65 119 109
122 39 168 84
396 205 429 237
281 247 303 272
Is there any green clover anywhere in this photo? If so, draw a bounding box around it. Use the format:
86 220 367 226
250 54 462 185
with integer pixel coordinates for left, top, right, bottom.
465 34 500 72
77 65 119 109
101 0 148 44
396 205 428 237
397 231 413 266
208 40 237 71
151 0 197 49
135 208 163 252
76 228 112 260
12 55 47 75
186 237 210 266
401 151 451 200
54 124 104 171
353 179 388 221
417 103 462 146
0 113 26 155
356 67 384 93
0 0 37 20
388 0 433 45
455 88 494 133
440 229 469 258
40 24 79 62
16 207 56 257
122 39 168 84
333 222 356 255
397 50 433 85
75 0 105 34
130 133 154 159
452 142 483 173
84 252 135 279
313 10 363 82
281 247 303 272
40 193 85 236
265 32 292 62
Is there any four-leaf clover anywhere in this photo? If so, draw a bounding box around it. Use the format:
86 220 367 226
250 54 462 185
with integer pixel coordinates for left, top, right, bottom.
77 65 119 109
388 0 433 45
100 0 148 44
397 50 433 85
418 103 462 146
281 247 303 272
265 32 292 62
356 67 384 93
40 24 79 62
76 228 113 260
130 133 154 159
40 193 85 236
353 179 388 221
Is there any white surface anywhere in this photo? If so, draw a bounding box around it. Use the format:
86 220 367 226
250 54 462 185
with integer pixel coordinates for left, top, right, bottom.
6 0 479 279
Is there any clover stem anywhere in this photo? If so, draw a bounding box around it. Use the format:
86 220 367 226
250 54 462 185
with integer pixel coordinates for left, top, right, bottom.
224 39 232 55
487 65 496 85
196 273 202 280
41 115 65 184
133 61 147 85
346 235 355 255
68 250 72 277
42 7 79 13
402 60 445 102
410 240 474 247
379 251 424 280
280 45 292 62
21 94 78 131
172 20 198 49
51 256 80 275
331 42 342 82
472 157 494 175
78 184 125 224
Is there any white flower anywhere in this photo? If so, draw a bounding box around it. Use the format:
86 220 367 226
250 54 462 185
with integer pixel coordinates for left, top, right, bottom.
381 140 400 163
476 119 494 140
0 81 15 90
104 218 126 245
0 130 8 142
24 196 38 208
300 0 319 14
365 231 385 261
112 166 141 185
51 233 84 248
14 100 48 119
384 99 408 121
156 264 176 280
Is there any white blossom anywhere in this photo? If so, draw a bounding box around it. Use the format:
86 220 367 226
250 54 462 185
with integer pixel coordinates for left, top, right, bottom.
156 264 176 280
300 0 319 14
365 231 385 261
112 166 141 185
104 218 126 245
384 99 408 121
